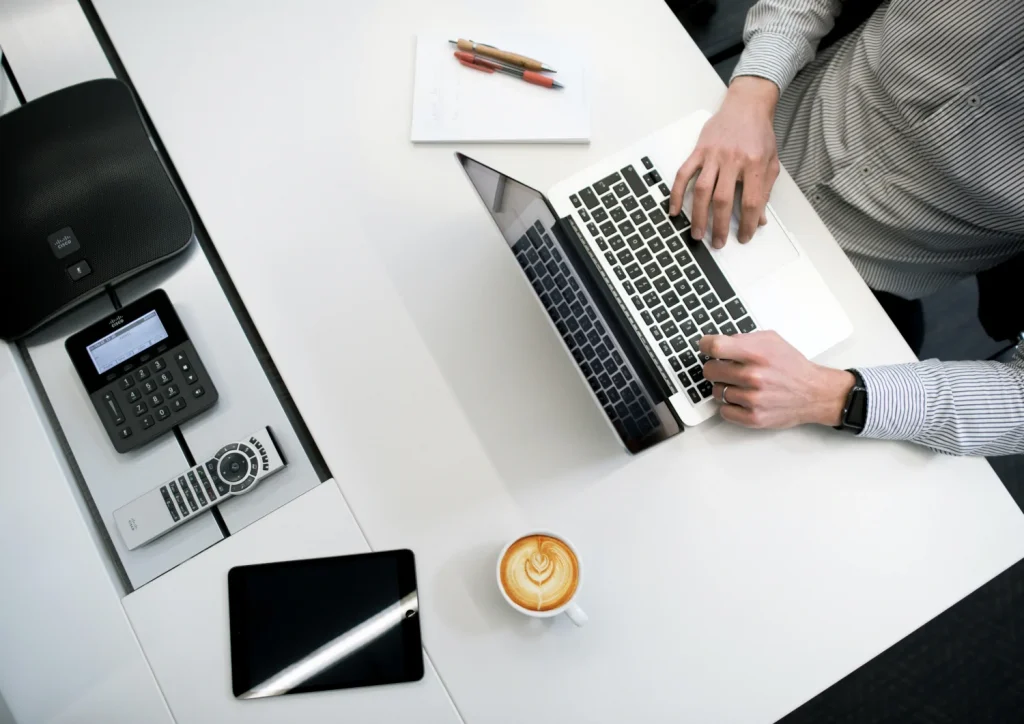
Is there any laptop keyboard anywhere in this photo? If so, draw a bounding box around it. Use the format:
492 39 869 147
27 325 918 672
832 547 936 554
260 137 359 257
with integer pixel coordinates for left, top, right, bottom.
570 156 757 404
513 222 663 443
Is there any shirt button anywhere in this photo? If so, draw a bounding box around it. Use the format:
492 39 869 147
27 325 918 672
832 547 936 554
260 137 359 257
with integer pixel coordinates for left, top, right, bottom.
861 166 872 175
967 94 980 108
811 192 823 203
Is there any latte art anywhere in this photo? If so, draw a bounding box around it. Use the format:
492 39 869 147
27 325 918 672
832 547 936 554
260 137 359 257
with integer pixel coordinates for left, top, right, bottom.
500 535 579 612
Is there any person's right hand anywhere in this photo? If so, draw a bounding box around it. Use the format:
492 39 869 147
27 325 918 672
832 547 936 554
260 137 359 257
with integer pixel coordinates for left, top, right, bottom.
669 76 781 248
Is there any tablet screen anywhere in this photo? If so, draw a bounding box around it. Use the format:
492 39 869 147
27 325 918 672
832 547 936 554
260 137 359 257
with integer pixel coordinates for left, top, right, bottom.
228 550 423 698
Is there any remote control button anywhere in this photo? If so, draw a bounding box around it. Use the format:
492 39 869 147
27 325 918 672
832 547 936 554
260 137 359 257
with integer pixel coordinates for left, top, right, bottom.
140 415 155 429
179 476 198 511
120 376 134 391
160 486 180 522
184 369 198 385
180 361 192 374
156 406 171 422
241 445 256 460
174 351 190 367
118 426 132 440
172 397 187 412
135 367 150 381
102 392 125 425
216 443 238 457
132 401 148 417
165 384 180 399
169 481 189 517
148 393 164 407
142 379 158 394
230 476 256 494
219 452 249 483
126 388 142 404
157 371 173 386
197 467 217 501
151 358 167 373
192 385 206 399
188 472 207 506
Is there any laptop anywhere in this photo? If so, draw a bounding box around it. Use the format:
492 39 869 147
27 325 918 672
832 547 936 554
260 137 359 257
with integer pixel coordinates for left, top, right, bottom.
457 110 851 453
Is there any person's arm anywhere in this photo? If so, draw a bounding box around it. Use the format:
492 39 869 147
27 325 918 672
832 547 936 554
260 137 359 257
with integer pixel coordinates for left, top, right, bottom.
669 0 843 249
699 332 1024 456
732 0 845 95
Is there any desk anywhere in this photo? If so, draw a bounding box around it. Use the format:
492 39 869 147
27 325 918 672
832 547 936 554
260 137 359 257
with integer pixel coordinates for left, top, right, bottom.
89 1 1024 721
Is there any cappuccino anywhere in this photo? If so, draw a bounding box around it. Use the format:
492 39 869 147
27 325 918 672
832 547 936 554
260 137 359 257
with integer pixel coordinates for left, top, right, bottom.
499 534 579 612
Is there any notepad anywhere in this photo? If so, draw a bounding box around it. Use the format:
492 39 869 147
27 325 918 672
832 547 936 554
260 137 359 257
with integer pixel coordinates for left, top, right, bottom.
410 33 590 143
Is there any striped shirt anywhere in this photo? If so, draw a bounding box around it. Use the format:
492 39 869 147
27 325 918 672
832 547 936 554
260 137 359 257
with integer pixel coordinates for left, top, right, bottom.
732 0 1024 455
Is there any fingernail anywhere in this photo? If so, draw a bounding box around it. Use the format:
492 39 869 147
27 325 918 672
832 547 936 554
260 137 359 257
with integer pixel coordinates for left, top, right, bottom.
693 228 704 240
713 239 724 249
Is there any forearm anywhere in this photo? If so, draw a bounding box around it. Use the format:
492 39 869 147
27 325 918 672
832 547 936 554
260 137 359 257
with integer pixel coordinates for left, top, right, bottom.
732 0 845 93
854 353 1024 456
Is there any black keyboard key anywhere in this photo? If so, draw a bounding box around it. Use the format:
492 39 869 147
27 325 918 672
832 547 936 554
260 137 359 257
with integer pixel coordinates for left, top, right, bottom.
649 237 665 253
652 306 669 323
579 188 600 209
681 319 698 336
684 265 702 281
626 263 643 280
587 223 600 237
609 207 626 223
622 196 639 212
642 170 661 186
622 281 635 295
665 266 683 282
641 156 653 169
618 221 635 236
689 336 702 352
675 251 692 266
608 235 626 251
600 171 622 188
567 317 580 332
640 195 657 210
698 380 713 398
651 326 663 340
643 291 661 307
592 207 609 223
639 224 655 239
632 295 644 311
593 179 610 196
685 229 736 301
688 366 705 384
683 294 700 311
671 305 688 322
726 298 748 320
605 252 616 266
653 277 670 293
648 209 666 225
701 323 718 336
656 251 673 267
711 307 729 324
670 210 690 230
643 262 661 278
571 194 582 207
702 293 720 309
659 341 672 357
581 316 594 332
636 249 653 265
679 350 697 368
620 165 647 197
613 182 630 198
626 235 644 251
694 279 711 295
614 266 626 280
669 356 682 371
658 222 675 239
579 209 590 221
635 277 652 293
662 291 680 308
659 183 671 196
641 311 654 325
600 221 617 237
616 249 634 265
737 317 758 333
661 320 679 337
688 388 702 404
570 277 580 291
720 321 738 335
570 302 584 317
627 209 643 225
602 193 618 209
546 261 559 276
670 335 687 352
666 236 684 252
693 309 710 325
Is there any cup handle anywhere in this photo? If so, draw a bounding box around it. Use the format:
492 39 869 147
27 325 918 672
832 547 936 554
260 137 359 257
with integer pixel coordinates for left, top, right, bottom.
564 602 588 627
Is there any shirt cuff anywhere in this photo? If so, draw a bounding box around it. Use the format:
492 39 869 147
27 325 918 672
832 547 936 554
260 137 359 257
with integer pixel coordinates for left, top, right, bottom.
855 365 929 441
731 33 810 94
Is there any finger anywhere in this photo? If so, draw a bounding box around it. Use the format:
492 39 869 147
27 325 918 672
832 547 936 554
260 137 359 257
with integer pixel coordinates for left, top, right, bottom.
713 382 754 408
710 166 738 249
699 333 762 363
670 151 703 217
702 359 750 386
758 159 779 228
719 402 758 427
690 163 719 241
737 177 764 244
759 211 767 227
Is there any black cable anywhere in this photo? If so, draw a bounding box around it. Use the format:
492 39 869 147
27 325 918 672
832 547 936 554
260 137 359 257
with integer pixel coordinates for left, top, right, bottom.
0 48 27 106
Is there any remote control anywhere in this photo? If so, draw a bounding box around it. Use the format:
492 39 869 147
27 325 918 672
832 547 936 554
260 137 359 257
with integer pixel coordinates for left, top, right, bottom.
114 427 286 550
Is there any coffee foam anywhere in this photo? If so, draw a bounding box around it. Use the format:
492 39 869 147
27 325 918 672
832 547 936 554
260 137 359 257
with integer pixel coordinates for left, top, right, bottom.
500 534 579 612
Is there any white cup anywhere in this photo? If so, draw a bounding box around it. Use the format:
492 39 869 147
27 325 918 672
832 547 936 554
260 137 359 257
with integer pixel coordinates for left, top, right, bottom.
496 531 588 627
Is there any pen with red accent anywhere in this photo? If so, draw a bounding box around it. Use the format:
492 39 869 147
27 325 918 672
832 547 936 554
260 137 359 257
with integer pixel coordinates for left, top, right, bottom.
454 51 564 89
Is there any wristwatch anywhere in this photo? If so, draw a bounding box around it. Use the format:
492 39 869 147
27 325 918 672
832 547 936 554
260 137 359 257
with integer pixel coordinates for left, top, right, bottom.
835 369 867 433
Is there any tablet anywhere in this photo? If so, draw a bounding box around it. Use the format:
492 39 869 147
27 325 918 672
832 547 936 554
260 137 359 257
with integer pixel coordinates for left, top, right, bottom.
228 549 423 699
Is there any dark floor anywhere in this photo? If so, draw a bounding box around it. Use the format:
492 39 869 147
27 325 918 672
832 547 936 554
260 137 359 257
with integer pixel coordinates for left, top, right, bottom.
666 1 1024 721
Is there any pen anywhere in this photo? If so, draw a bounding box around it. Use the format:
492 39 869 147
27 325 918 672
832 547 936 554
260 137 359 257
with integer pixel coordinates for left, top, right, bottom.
449 38 557 73
454 52 564 89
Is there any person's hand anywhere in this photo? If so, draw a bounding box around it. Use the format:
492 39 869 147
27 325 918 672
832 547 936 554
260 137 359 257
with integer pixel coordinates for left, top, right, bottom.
700 331 856 429
669 76 781 248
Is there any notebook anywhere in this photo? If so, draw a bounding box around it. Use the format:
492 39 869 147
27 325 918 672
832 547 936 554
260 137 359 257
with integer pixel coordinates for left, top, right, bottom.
410 33 590 143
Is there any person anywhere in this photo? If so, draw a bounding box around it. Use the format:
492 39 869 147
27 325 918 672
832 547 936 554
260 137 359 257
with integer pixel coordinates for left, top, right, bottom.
667 0 1024 455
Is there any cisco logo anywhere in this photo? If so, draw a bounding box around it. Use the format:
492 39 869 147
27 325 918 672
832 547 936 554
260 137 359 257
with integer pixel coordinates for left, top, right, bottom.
46 226 82 260
109 316 124 329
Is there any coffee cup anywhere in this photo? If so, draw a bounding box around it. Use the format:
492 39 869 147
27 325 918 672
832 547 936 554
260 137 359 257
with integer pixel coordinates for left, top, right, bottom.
496 531 588 627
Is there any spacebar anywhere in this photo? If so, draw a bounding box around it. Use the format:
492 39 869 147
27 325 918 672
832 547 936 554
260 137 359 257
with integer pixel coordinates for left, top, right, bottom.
683 229 736 302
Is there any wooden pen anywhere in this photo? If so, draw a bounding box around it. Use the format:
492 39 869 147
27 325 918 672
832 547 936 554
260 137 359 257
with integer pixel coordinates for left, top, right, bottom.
449 39 556 73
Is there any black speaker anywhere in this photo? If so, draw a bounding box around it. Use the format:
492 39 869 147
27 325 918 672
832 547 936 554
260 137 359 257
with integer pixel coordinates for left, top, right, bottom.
0 78 193 340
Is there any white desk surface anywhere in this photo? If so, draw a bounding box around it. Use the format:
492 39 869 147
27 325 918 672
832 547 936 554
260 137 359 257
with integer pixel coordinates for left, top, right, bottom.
94 1 1024 722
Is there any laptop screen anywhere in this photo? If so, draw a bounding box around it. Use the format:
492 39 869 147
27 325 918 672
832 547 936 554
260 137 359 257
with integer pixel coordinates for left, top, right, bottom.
457 153 680 452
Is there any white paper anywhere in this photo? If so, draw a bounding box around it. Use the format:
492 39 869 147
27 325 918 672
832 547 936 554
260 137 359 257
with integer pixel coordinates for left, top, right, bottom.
411 33 590 143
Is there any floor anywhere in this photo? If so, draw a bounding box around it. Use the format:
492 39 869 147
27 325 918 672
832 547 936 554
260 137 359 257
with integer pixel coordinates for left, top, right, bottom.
665 1 1024 721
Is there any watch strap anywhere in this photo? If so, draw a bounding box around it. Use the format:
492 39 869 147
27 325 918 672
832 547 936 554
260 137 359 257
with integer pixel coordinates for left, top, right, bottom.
834 369 867 433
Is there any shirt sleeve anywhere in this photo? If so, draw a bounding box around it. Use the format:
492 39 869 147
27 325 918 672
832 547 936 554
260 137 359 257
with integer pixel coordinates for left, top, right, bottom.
731 0 845 93
855 346 1024 456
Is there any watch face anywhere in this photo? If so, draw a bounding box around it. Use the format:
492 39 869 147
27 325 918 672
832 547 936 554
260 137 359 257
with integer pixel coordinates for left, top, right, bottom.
846 387 868 431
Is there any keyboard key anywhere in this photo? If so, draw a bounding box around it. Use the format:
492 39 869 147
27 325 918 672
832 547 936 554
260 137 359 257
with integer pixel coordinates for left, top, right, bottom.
660 341 673 357
636 249 653 265
579 188 600 209
608 235 626 251
639 224 655 239
671 305 688 322
571 194 582 207
148 393 164 407
587 223 600 237
683 294 700 310
616 249 634 265
614 267 626 280
648 209 666 225
635 278 652 293
601 193 618 208
652 306 669 322
726 299 748 319
127 388 142 404
626 263 643 279
643 292 661 307
640 195 657 210
684 265 702 281
642 170 661 186
693 309 710 325
192 386 206 399
701 323 718 336
689 336 702 352
661 320 679 337
593 207 609 223
694 279 711 295
698 380 713 398
720 321 737 335
132 401 148 417
600 222 616 236
151 358 167 373
627 235 644 251
651 326 663 340
579 209 590 221
680 350 697 368
120 376 134 391
662 291 680 308
596 237 608 251
702 293 720 309
737 317 758 333
681 319 698 336
658 222 675 239
618 221 635 236
684 229 736 301
688 388 702 404
604 357 618 374
622 280 635 294
688 366 705 384
141 414 155 429
666 236 684 252
620 166 647 197
641 156 653 169
629 209 645 225
641 311 653 325
609 207 626 223
622 196 639 212
675 251 692 266
643 262 661 278
156 406 171 422
649 237 665 253
613 182 630 198
593 179 610 196
665 266 683 282
670 335 687 352
670 356 682 371
659 183 671 197
653 277 670 293
674 280 691 295
711 307 729 324
670 210 690 230
656 251 673 267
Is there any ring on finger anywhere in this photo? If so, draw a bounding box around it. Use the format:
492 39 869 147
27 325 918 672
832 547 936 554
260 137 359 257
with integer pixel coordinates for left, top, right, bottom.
721 385 731 405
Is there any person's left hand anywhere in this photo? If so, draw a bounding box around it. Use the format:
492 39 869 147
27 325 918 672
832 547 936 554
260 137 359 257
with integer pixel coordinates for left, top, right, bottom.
700 331 855 429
